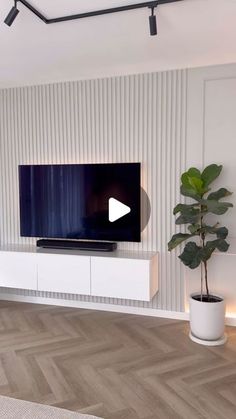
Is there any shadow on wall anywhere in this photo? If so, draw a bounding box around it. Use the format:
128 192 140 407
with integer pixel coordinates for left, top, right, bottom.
141 187 151 232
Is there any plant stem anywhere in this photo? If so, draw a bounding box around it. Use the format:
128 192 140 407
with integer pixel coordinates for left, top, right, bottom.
204 260 209 299
199 210 204 301
199 206 209 301
200 262 203 301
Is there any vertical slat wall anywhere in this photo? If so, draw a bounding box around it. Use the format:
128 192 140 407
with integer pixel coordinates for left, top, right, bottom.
0 70 187 312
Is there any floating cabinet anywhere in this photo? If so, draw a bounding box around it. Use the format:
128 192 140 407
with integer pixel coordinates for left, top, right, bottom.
0 251 37 290
37 253 91 295
91 253 158 301
0 246 158 302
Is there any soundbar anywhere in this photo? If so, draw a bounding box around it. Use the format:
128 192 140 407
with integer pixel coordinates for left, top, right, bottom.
36 239 117 252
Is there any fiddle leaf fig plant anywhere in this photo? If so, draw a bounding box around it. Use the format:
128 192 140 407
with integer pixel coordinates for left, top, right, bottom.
168 164 233 300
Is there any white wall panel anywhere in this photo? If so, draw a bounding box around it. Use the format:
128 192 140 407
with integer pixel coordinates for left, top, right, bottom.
186 63 236 315
0 70 187 311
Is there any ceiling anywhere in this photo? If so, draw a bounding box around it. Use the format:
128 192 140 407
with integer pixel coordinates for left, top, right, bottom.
0 0 236 88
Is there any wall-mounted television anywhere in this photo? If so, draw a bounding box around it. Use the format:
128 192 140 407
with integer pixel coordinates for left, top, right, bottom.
19 163 141 242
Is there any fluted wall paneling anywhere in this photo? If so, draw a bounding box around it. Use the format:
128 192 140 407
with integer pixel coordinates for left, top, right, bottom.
0 70 187 312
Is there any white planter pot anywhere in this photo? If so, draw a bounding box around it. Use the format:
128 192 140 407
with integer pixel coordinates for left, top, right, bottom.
189 292 226 342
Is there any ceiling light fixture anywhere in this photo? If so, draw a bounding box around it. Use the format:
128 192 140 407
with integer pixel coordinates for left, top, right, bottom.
4 1 19 26
149 6 157 36
4 0 182 36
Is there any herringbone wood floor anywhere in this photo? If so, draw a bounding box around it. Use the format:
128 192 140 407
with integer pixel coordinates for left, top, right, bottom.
0 301 236 419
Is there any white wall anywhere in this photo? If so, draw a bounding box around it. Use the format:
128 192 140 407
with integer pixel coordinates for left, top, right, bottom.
0 70 187 312
0 63 236 317
186 63 236 316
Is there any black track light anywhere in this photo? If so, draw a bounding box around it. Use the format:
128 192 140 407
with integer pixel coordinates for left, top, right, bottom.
3 1 182 35
149 7 157 36
4 4 19 27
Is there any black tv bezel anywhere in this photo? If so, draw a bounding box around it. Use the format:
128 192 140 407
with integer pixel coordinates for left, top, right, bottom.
18 162 141 243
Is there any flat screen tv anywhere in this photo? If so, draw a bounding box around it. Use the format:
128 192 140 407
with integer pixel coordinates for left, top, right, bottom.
19 163 141 242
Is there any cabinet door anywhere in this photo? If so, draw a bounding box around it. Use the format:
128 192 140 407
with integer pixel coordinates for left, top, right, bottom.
0 252 37 290
91 257 151 301
37 253 90 295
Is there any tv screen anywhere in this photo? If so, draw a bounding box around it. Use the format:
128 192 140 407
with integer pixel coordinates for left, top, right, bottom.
19 163 141 242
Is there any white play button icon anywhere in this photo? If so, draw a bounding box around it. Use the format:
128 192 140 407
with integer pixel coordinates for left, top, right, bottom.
108 198 131 222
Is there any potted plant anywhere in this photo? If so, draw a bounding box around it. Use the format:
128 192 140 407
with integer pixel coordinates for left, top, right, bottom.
168 164 233 345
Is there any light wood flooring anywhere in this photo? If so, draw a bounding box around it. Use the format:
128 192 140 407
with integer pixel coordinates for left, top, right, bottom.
0 300 236 419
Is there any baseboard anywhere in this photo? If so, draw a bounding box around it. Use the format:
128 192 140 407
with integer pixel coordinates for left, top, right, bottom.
0 293 189 320
224 316 236 327
0 293 235 326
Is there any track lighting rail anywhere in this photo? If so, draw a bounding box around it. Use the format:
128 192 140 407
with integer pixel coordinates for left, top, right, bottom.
22 1 159 24
4 0 183 35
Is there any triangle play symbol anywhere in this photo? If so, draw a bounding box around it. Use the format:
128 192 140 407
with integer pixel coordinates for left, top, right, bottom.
108 197 131 222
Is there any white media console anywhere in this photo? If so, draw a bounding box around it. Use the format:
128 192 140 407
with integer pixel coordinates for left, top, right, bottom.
0 245 158 302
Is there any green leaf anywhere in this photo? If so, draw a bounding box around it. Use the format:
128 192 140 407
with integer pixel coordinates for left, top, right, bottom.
181 172 191 187
198 225 216 235
201 164 222 187
175 208 206 225
178 242 202 269
173 203 197 215
180 185 201 201
181 168 208 198
188 224 201 234
206 239 229 252
199 225 228 239
178 242 213 269
187 168 201 179
181 170 202 199
175 207 200 225
181 168 201 184
188 177 204 195
168 233 194 251
200 246 215 262
216 227 228 239
201 199 233 215
208 188 233 201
